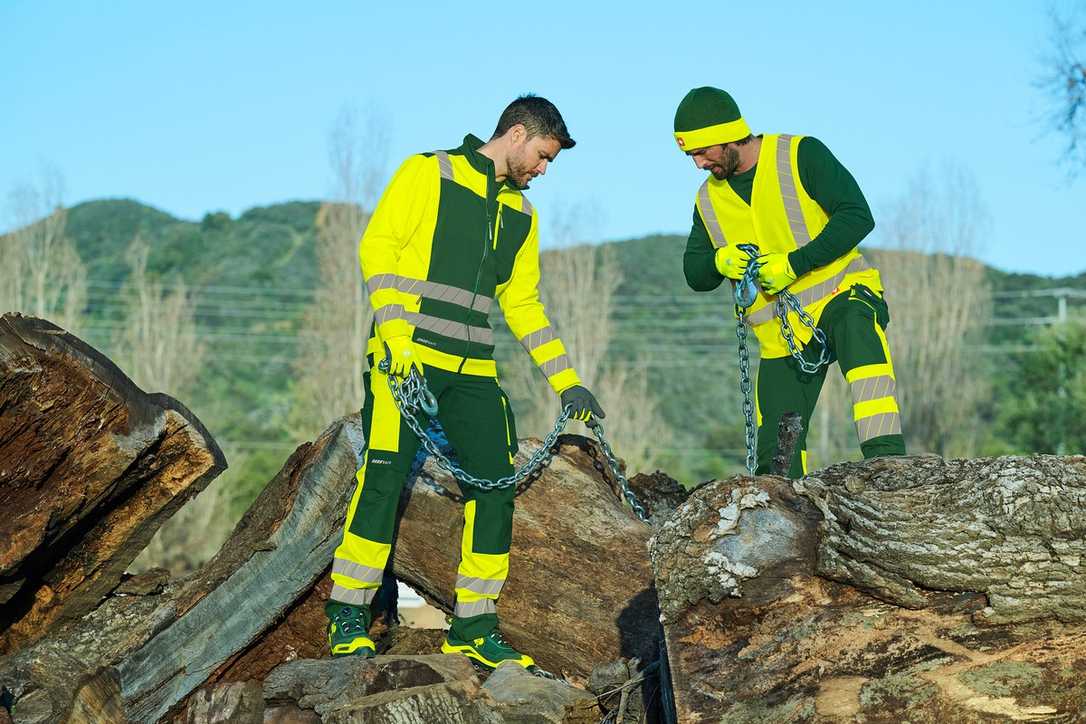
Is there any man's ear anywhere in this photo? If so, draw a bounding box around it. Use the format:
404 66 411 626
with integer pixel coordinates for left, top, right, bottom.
509 123 527 146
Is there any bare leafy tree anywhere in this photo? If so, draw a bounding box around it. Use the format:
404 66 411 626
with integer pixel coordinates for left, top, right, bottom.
289 107 387 437
506 202 670 475
112 235 207 398
1 168 87 331
807 166 991 464
1039 5 1086 168
867 166 992 457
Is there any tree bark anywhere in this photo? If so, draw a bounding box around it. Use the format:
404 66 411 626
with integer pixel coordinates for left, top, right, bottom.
0 314 226 653
1 414 666 721
0 416 360 723
650 455 1086 722
391 434 661 679
803 454 1086 623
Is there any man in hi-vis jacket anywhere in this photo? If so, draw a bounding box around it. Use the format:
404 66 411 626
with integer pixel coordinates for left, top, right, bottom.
676 86 906 476
327 95 604 670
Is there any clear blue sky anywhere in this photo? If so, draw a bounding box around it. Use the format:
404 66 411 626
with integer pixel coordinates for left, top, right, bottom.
2 1 1082 275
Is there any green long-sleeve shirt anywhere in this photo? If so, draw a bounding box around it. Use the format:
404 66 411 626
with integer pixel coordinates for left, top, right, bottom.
683 136 875 292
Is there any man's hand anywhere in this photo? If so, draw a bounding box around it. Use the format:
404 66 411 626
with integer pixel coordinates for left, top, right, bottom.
382 335 424 377
756 252 797 295
714 244 754 281
560 385 605 423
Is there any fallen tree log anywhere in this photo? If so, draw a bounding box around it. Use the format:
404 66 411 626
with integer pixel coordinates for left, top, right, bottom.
0 416 361 723
650 455 1086 722
391 434 662 679
0 314 226 653
2 413 667 721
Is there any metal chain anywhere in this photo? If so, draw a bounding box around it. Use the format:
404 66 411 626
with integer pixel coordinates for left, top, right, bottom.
733 244 762 476
730 244 830 474
775 291 831 375
734 306 757 475
386 370 570 492
587 420 650 523
380 365 649 522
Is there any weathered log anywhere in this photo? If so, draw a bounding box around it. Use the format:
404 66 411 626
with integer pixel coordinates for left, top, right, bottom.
0 314 226 653
0 416 361 723
650 455 1086 722
263 655 598 724
392 434 662 679
480 663 598 723
172 434 666 715
171 680 263 724
802 454 1086 623
2 414 665 721
263 656 490 723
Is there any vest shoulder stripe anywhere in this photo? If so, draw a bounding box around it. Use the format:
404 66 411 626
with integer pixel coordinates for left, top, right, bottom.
697 180 728 247
774 134 812 248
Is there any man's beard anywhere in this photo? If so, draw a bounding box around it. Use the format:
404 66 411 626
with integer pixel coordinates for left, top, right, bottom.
710 145 741 180
506 151 534 189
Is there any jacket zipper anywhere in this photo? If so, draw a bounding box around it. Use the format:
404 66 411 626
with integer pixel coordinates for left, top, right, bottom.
457 178 494 373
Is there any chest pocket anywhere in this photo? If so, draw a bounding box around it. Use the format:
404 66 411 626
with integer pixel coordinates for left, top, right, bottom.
493 198 533 286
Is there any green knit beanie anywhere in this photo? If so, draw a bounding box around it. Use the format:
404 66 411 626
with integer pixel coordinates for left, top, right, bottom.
673 87 751 151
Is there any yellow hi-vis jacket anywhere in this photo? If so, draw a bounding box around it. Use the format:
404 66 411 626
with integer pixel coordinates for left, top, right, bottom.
696 133 883 358
360 134 581 393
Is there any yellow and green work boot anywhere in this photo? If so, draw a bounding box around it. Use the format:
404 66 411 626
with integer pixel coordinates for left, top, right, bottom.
441 627 534 670
327 602 375 658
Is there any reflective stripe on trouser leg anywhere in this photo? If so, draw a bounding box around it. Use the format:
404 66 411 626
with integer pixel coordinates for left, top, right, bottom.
830 290 905 453
434 374 516 623
330 367 420 606
453 499 506 618
844 324 902 444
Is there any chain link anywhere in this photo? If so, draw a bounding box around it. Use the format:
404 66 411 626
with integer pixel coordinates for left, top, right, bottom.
775 291 831 375
734 306 757 475
587 420 650 523
380 365 649 522
731 245 830 475
386 370 570 492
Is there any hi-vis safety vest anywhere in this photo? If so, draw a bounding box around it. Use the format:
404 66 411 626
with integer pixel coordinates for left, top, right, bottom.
696 134 882 359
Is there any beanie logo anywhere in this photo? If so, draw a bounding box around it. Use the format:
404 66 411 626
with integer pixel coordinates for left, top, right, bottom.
676 136 686 147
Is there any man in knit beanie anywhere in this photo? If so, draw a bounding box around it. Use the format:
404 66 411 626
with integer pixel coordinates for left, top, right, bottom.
674 86 906 476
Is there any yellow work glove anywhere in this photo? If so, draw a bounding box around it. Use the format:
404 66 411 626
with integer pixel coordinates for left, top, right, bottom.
714 245 752 281
382 335 424 378
757 252 798 295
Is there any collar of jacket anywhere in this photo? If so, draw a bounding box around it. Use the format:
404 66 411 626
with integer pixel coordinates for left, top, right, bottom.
456 134 511 195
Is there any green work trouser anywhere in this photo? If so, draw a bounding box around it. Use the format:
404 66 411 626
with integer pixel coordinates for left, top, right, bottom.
330 363 518 640
755 284 906 478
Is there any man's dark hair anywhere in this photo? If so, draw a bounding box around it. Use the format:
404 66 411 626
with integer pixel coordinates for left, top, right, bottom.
491 94 575 149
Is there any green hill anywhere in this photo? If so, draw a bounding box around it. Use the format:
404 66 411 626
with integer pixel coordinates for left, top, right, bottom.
60 199 1086 509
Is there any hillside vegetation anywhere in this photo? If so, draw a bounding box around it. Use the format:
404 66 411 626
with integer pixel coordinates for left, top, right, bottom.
8 197 1083 570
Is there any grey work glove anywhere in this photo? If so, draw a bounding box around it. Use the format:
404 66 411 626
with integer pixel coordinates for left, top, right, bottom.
560 385 605 423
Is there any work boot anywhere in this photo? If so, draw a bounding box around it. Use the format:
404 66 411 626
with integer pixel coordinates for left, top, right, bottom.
327 602 375 658
441 626 534 670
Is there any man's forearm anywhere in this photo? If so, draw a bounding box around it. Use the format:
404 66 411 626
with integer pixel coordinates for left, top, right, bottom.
787 206 874 277
685 209 725 291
